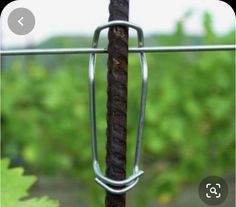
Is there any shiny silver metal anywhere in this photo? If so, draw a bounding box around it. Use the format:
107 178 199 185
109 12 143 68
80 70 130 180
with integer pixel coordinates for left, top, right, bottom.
89 20 148 194
1 45 235 56
0 48 106 55
130 45 236 53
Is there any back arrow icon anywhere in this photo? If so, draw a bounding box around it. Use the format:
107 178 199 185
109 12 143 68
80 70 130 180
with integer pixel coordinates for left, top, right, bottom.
18 17 24 26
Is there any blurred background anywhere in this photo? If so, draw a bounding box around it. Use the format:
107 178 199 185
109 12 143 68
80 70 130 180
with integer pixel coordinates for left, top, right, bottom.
1 0 235 207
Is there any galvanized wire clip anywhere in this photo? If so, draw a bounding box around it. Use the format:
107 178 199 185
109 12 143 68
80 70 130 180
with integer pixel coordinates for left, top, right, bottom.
89 20 148 194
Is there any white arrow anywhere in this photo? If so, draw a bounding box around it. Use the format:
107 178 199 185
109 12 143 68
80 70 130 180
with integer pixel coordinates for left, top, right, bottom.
18 17 24 26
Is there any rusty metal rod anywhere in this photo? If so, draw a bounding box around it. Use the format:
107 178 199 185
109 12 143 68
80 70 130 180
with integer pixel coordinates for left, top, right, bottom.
105 0 129 207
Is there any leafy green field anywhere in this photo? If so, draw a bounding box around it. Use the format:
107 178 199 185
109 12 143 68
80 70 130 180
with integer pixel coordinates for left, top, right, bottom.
1 13 235 206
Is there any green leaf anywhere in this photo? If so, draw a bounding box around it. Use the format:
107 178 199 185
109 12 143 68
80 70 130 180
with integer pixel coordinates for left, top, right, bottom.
1 159 59 207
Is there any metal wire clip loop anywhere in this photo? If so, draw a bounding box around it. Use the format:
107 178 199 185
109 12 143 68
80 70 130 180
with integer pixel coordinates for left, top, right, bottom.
89 20 148 194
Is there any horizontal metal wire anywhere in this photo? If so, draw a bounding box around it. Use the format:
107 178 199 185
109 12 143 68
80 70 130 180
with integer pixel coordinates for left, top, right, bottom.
0 45 235 56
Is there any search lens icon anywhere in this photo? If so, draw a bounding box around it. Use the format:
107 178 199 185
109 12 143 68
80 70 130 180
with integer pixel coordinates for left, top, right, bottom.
210 187 217 195
199 176 228 205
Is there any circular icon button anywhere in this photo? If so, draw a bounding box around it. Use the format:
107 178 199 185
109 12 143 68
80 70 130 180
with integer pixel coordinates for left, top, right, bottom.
8 8 35 35
199 176 228 206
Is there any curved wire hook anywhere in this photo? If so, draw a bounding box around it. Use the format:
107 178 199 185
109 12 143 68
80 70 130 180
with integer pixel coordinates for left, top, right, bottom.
89 20 148 194
95 177 140 194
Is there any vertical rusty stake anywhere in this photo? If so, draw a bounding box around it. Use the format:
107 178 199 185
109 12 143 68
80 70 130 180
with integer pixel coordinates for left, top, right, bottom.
106 0 129 207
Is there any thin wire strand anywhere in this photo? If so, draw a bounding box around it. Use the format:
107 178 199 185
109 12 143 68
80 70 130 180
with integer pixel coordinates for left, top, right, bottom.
1 45 235 56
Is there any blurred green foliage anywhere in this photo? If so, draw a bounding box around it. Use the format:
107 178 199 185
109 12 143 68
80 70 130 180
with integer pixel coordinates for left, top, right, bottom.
1 13 235 206
1 159 59 207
